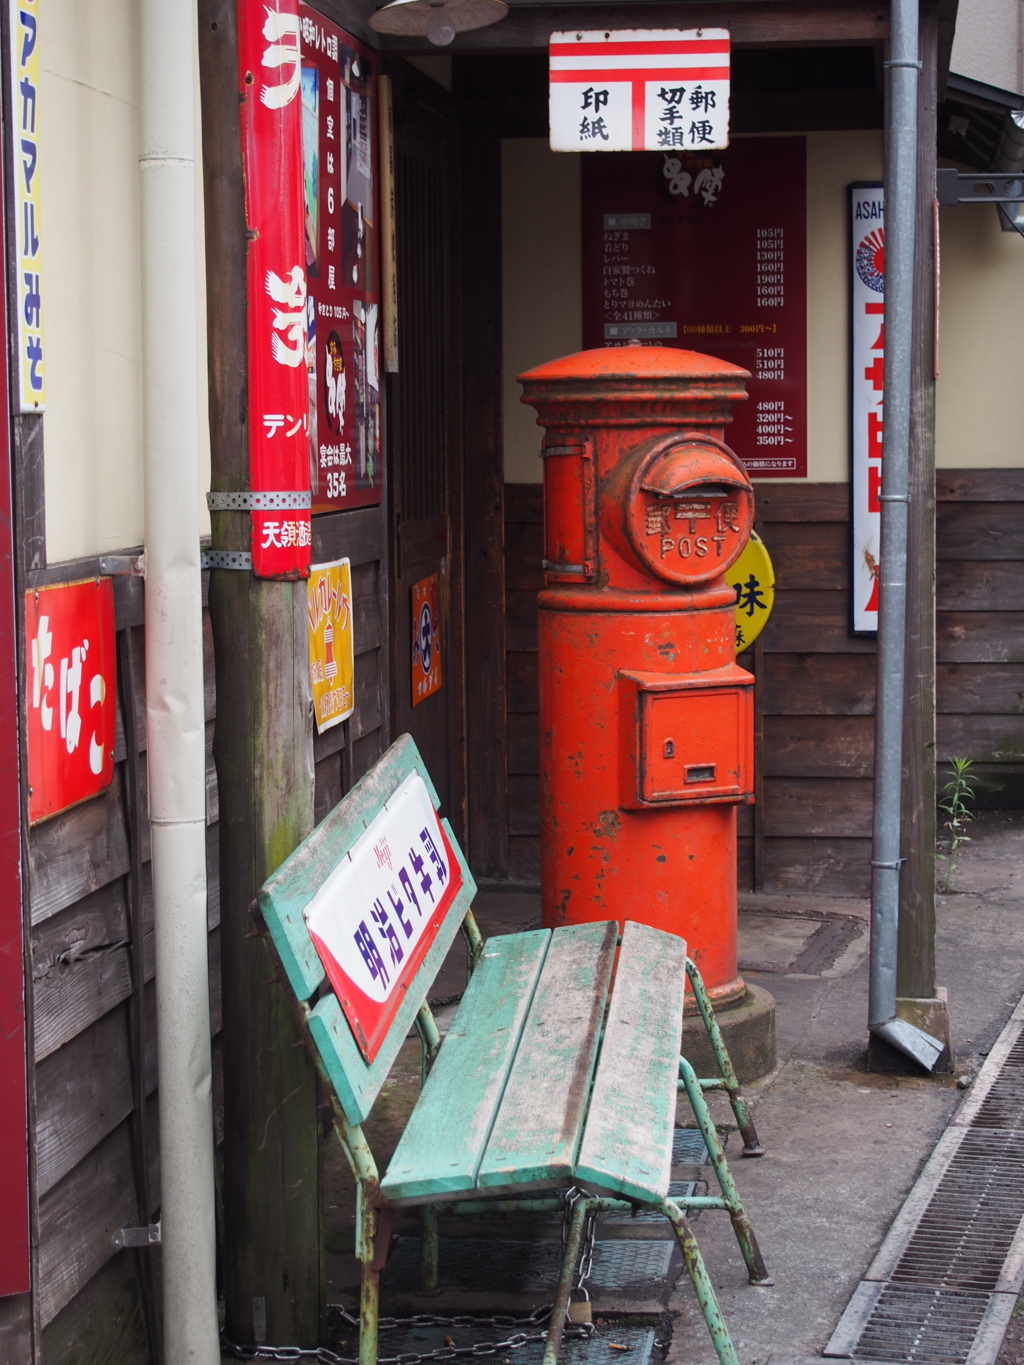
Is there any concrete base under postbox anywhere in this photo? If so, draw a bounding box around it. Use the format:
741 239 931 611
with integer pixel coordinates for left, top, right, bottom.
683 981 777 1084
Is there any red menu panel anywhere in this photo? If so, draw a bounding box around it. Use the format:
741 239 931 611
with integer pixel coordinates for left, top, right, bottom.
300 6 381 512
581 137 807 477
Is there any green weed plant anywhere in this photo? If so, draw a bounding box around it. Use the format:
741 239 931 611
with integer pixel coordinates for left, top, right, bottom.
939 756 977 893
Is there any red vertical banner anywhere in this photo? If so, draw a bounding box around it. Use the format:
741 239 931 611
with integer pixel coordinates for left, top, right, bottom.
237 0 312 578
299 8 381 512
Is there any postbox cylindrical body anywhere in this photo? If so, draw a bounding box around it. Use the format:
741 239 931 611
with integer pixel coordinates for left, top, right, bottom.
519 345 755 1004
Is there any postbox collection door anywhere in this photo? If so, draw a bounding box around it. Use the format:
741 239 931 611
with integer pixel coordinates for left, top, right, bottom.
640 686 750 803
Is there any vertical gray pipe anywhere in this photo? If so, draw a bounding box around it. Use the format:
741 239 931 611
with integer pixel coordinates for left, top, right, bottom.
868 0 943 1070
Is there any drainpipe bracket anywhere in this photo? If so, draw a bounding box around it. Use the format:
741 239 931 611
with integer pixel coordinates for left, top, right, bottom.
99 554 146 577
113 1222 162 1250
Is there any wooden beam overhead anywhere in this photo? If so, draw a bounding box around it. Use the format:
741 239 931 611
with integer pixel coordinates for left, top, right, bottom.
373 0 887 55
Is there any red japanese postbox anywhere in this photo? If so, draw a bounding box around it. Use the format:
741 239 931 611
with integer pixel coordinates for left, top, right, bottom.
519 344 754 1006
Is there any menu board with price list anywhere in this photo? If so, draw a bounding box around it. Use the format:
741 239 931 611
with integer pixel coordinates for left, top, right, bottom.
581 136 807 477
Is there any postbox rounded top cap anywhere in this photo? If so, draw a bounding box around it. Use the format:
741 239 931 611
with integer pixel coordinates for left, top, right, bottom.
518 345 750 385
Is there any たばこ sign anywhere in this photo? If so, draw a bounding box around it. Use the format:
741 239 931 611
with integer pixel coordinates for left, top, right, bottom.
303 770 462 1060
25 579 116 824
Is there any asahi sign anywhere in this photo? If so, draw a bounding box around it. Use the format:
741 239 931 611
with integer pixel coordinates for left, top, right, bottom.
550 29 730 153
850 183 884 633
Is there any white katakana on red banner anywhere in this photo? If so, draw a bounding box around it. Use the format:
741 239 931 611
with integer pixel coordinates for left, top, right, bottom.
238 0 312 577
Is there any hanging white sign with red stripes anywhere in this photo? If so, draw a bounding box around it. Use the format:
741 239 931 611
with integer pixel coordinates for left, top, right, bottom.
549 29 730 153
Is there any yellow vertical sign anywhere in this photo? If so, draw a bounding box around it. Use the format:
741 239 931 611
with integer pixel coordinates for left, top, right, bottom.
308 559 355 733
10 0 45 411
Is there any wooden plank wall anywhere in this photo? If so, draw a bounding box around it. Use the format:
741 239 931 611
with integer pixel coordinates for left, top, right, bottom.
29 515 390 1356
29 572 220 1357
311 507 391 821
503 470 1024 896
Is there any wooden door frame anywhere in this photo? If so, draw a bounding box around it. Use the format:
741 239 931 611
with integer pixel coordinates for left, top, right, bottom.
384 59 468 843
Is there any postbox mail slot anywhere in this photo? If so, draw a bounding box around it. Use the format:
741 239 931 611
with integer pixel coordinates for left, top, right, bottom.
619 666 754 808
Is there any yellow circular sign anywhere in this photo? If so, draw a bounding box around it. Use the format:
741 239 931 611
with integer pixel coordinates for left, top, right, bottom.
731 530 775 654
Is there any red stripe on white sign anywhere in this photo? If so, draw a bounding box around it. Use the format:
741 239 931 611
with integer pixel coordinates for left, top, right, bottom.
549 67 729 82
550 39 730 57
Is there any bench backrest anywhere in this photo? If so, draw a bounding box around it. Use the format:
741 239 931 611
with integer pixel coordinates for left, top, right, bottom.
258 733 478 1125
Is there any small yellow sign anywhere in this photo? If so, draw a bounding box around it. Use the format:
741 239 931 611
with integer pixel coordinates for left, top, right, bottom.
732 530 775 653
308 558 355 733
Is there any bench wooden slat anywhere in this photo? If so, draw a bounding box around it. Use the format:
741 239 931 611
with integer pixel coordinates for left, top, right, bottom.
574 921 687 1203
380 929 551 1204
476 920 618 1194
309 816 476 1125
259 733 442 1002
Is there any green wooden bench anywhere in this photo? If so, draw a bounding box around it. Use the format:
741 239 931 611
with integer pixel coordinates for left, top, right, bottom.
255 735 771 1365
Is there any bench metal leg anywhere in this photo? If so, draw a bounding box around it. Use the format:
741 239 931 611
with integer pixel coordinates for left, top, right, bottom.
420 1204 440 1295
661 1200 740 1365
360 1257 380 1365
678 1056 773 1287
684 958 765 1157
542 1194 589 1365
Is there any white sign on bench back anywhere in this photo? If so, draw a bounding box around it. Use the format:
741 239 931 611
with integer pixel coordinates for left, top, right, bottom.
304 771 463 1062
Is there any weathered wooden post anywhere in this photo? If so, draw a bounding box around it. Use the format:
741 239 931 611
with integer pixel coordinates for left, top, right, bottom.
199 0 323 1346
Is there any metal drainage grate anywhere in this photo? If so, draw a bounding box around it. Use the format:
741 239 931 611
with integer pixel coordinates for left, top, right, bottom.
672 1129 712 1165
384 1238 673 1294
852 1286 990 1363
825 1000 1024 1365
970 1035 1024 1132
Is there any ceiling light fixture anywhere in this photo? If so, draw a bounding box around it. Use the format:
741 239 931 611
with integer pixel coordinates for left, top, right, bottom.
369 0 508 47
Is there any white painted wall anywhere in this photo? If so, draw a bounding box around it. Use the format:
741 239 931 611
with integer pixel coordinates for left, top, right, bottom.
937 193 1024 466
950 0 1024 96
502 140 582 484
38 0 210 563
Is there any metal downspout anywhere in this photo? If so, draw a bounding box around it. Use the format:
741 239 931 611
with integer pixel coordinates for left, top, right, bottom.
868 0 944 1072
139 0 221 1357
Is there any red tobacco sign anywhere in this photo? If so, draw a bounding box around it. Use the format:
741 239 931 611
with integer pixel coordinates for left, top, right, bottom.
237 0 312 578
25 578 116 825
